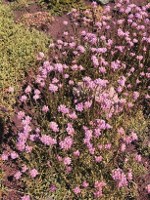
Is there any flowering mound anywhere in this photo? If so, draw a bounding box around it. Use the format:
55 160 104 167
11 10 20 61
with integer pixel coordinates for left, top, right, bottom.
1 0 150 199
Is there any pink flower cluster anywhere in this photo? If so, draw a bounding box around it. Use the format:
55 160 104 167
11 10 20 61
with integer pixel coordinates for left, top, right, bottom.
2 0 149 199
112 168 130 188
94 181 106 198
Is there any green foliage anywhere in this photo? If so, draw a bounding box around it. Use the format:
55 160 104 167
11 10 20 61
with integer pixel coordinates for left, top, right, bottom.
8 0 36 11
38 0 86 15
123 110 150 158
0 2 49 114
0 166 7 199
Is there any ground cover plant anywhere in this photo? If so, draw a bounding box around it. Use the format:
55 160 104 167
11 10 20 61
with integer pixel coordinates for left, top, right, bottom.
1 0 150 199
0 1 49 115
38 0 87 15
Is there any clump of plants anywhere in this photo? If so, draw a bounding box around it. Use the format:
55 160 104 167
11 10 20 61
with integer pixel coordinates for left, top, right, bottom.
1 0 150 199
38 0 86 15
0 2 49 114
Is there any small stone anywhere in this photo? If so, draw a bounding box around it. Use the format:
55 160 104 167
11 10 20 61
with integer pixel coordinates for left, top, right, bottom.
96 0 113 5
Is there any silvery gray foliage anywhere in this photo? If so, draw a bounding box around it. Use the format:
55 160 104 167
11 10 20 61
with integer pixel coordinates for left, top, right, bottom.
95 0 113 5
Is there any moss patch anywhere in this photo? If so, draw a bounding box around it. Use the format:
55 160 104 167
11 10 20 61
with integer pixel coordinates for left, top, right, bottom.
0 2 49 115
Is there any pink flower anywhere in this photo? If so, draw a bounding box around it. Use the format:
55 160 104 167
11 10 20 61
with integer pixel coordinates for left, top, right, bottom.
75 103 84 112
1 153 9 161
10 151 19 159
63 21 68 25
135 154 142 162
100 35 106 41
29 169 38 178
33 94 40 100
94 181 106 198
66 123 75 136
111 61 120 71
77 45 85 53
146 184 150 194
21 195 30 200
95 156 102 163
21 165 28 173
63 157 71 165
16 141 25 151
59 136 73 150
68 80 74 85
42 105 49 113
82 181 89 188
49 121 59 132
127 169 133 181
23 116 32 124
94 128 102 137
73 186 81 195
34 89 40 95
52 78 59 84
34 89 41 95
25 85 32 94
66 166 72 174
73 150 80 157
25 145 33 153
14 171 22 180
99 67 106 74
23 125 32 134
58 104 69 114
118 76 126 87
91 55 99 67
54 63 64 73
67 112 77 119
84 101 92 109
131 131 138 141
49 84 58 93
40 135 56 146
81 31 86 36
50 184 57 192
37 52 44 60
117 28 125 37
17 111 25 120
57 155 63 162
20 95 27 102
136 55 143 61
133 91 139 100
71 64 79 71
63 74 69 79
63 32 68 36
112 168 128 188
8 86 14 93
118 127 125 135
105 143 111 149
98 144 103 150
120 143 126 152
124 135 132 144
128 102 134 108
